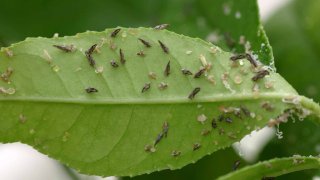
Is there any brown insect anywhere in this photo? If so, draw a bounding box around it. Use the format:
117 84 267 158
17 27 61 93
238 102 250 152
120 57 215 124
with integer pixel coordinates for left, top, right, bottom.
252 70 270 81
86 44 97 54
240 105 251 117
158 40 169 54
158 82 168 90
53 45 74 52
110 60 119 68
261 101 274 111
154 24 169 30
85 44 97 67
181 69 193 75
119 48 126 64
201 129 211 136
188 87 200 100
233 160 241 171
141 83 151 93
194 68 206 78
110 28 121 37
193 143 201 151
137 50 145 56
138 38 151 47
218 128 225 135
230 54 246 61
211 118 217 129
171 150 181 157
85 87 98 93
164 61 170 76
0 67 13 82
245 53 258 67
218 114 225 122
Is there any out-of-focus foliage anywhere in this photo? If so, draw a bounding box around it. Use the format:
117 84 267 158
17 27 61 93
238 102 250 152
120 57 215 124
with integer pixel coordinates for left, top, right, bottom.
260 0 320 179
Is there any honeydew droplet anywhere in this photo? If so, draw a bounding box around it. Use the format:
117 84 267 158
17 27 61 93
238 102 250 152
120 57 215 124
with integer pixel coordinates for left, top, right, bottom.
52 65 60 72
53 33 59 38
197 114 207 124
186 50 193 55
233 75 243 84
235 11 241 19
95 66 104 74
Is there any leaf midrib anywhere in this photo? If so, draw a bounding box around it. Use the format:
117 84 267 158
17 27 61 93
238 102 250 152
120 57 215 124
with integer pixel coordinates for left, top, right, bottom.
0 93 297 105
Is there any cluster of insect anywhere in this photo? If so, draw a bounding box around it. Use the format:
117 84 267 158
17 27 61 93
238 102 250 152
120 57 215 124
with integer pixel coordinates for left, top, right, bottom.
0 24 290 171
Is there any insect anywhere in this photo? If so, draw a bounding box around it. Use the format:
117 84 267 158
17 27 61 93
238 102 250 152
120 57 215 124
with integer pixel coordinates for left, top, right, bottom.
227 132 237 139
158 82 168 90
194 68 206 78
158 40 169 54
141 83 151 93
225 117 233 123
148 72 157 80
154 132 164 146
211 118 218 129
240 105 251 117
144 144 156 153
164 61 170 76
245 53 258 67
137 50 145 56
162 121 169 137
110 60 119 68
218 128 225 135
154 24 169 30
181 69 193 75
201 129 211 136
86 44 97 54
53 45 74 52
193 143 201 151
230 53 258 67
252 70 270 81
218 114 225 122
0 67 13 82
233 160 241 171
85 87 98 93
110 28 121 37
85 53 95 67
261 101 274 111
171 150 181 157
119 49 126 64
138 38 151 47
188 87 201 100
85 44 97 67
230 54 246 61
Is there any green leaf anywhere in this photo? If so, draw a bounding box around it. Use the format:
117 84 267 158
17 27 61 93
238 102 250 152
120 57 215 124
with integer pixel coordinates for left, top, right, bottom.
123 147 245 180
0 28 319 177
217 156 320 180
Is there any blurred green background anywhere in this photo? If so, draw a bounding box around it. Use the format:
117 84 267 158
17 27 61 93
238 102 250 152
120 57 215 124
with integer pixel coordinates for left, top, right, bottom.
0 0 319 179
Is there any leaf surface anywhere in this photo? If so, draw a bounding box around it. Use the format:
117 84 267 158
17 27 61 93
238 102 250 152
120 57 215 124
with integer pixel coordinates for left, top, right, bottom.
217 156 320 180
0 28 319 177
